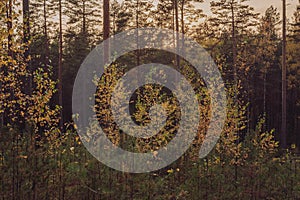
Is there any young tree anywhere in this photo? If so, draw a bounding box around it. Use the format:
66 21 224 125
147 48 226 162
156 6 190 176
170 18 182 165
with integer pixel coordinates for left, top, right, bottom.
0 2 60 198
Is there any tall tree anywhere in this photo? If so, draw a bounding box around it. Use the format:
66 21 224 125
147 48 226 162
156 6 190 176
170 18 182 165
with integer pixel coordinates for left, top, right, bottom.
210 0 259 83
64 0 102 43
209 0 259 182
121 0 153 29
174 0 180 68
179 0 204 35
154 0 174 29
22 0 32 96
62 0 102 122
282 0 287 148
119 0 153 79
1 0 13 126
58 0 63 128
29 0 59 84
286 0 300 147
255 6 280 129
23 0 30 48
30 0 56 65
103 0 110 63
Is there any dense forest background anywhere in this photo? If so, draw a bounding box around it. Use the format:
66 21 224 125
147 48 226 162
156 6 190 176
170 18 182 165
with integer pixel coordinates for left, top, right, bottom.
0 0 300 199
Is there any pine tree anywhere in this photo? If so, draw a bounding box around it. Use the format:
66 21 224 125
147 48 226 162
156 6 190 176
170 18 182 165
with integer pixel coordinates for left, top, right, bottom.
178 0 204 35
0 2 60 197
30 0 57 66
103 0 110 63
62 0 102 122
286 0 300 147
154 0 174 29
244 6 280 129
291 0 300 41
58 0 63 128
282 0 287 148
209 0 259 83
110 0 120 34
115 0 154 74
114 1 132 33
120 0 153 30
64 0 102 44
258 6 280 112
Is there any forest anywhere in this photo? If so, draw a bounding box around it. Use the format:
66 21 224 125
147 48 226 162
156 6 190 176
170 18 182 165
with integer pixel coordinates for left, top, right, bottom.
0 0 300 199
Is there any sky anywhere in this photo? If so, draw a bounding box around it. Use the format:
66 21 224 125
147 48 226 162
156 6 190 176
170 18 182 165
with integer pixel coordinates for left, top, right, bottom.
200 0 298 19
117 0 299 20
247 0 298 18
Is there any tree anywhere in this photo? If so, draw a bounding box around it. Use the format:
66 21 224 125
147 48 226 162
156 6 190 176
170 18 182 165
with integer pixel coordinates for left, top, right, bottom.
103 0 110 40
1 0 13 126
286 0 300 147
178 0 204 35
110 0 120 34
58 0 63 128
113 1 132 33
154 0 174 30
282 0 287 148
291 1 300 41
64 0 102 44
23 0 30 53
209 0 259 83
122 0 153 28
62 0 102 122
30 0 58 66
252 6 280 130
116 0 153 82
0 2 60 198
22 0 32 97
103 0 110 63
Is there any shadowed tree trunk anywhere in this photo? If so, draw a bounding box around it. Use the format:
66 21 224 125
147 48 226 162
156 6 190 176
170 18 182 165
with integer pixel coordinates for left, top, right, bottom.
281 0 287 148
103 0 110 64
23 0 31 95
58 0 63 129
174 0 180 70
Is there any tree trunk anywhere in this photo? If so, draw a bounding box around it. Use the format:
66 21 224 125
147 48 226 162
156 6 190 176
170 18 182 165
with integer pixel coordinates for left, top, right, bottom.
230 1 237 84
174 0 180 70
7 0 12 58
23 0 30 45
230 0 238 185
23 0 31 97
3 0 13 127
82 0 86 33
58 0 63 129
180 0 185 57
103 0 110 64
43 0 49 63
281 0 287 148
136 0 140 67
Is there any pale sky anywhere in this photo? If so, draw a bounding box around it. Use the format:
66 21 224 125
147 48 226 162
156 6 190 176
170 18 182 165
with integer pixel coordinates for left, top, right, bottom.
117 0 299 20
201 0 297 19
247 0 298 19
